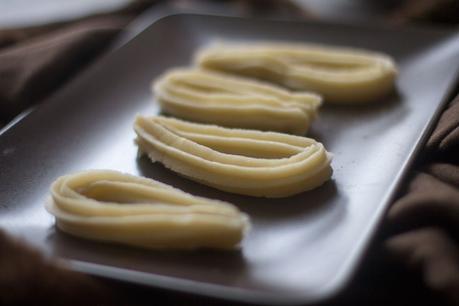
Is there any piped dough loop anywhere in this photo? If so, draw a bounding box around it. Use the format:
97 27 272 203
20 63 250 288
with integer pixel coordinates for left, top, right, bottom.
196 42 398 104
46 170 250 250
134 116 332 198
154 68 322 134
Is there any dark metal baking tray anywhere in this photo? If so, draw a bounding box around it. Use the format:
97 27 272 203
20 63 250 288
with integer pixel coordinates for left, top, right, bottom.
1 14 459 305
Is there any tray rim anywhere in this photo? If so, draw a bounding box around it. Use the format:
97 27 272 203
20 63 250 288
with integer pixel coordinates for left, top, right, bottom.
3 12 459 306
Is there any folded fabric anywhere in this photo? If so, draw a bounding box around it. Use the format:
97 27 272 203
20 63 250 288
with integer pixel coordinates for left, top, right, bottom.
0 229 114 305
0 17 127 124
385 95 459 305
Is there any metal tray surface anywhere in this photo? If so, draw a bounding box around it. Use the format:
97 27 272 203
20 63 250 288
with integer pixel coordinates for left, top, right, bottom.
1 14 459 305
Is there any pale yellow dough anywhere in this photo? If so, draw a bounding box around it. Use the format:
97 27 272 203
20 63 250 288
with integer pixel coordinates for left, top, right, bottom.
196 42 398 104
46 170 250 250
134 116 332 198
153 68 321 134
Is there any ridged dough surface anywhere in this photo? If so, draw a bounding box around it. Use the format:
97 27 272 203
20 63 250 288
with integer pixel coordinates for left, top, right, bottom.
134 116 332 198
196 42 398 104
154 68 321 134
46 170 250 250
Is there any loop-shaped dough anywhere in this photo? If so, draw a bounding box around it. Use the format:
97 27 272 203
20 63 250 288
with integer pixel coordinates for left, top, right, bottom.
46 170 250 250
154 68 321 135
196 42 398 104
134 116 332 198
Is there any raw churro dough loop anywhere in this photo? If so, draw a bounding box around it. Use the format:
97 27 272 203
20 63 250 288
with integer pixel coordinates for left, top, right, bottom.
196 42 398 104
46 170 250 250
134 116 332 198
154 68 322 134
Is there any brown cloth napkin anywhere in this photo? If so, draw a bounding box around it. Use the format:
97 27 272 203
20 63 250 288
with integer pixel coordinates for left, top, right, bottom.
385 96 459 305
0 1 459 306
0 0 161 125
0 18 125 124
